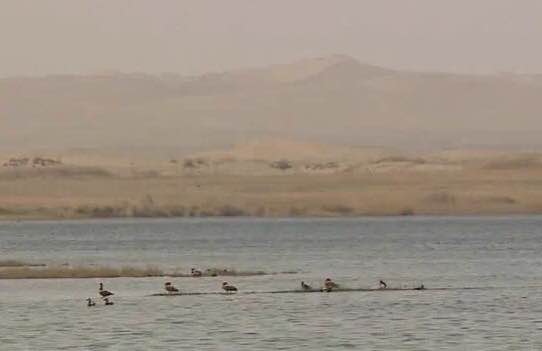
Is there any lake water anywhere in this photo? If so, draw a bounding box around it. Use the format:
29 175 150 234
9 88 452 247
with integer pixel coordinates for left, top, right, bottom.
1 216 542 350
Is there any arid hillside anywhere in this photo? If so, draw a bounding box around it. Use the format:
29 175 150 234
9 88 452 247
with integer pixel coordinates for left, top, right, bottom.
2 55 542 151
3 56 542 219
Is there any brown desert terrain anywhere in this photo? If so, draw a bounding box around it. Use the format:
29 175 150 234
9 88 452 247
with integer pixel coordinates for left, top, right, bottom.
1 140 542 219
2 56 542 219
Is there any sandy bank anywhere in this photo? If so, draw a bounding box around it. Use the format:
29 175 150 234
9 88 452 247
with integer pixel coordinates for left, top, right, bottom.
0 265 295 279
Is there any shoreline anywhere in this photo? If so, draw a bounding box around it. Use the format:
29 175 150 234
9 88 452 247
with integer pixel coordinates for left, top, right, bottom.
3 166 542 222
2 209 542 222
0 264 297 280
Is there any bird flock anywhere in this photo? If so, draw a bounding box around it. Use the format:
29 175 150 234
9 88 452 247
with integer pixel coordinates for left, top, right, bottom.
87 282 116 307
85 265 427 307
86 276 418 307
86 279 239 306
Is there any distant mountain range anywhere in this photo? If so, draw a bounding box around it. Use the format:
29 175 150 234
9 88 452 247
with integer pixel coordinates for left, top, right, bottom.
2 55 542 152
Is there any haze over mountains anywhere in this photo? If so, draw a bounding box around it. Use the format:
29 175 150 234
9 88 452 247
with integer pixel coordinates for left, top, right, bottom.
2 55 542 153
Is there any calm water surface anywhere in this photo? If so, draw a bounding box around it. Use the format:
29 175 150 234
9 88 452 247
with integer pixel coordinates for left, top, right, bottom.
1 216 542 350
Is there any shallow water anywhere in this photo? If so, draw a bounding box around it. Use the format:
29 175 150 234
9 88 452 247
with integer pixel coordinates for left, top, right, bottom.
1 216 542 350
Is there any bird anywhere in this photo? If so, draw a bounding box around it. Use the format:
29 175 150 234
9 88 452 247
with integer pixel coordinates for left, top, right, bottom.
379 280 388 289
104 298 114 305
86 298 96 307
324 278 338 292
191 268 203 277
164 282 179 294
301 281 312 290
222 282 238 292
98 282 114 299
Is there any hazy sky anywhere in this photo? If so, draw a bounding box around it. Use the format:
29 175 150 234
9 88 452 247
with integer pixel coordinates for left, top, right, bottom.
1 0 542 77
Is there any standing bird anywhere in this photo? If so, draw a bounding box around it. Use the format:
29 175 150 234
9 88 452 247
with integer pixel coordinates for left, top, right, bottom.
379 280 388 289
164 282 179 294
86 298 96 307
301 281 312 290
191 268 203 277
323 278 338 292
98 282 114 299
222 282 238 293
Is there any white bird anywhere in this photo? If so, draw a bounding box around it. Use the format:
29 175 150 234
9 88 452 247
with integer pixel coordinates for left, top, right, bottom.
301 281 312 290
222 282 238 292
324 278 338 292
191 268 202 277
164 282 179 294
99 282 114 299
